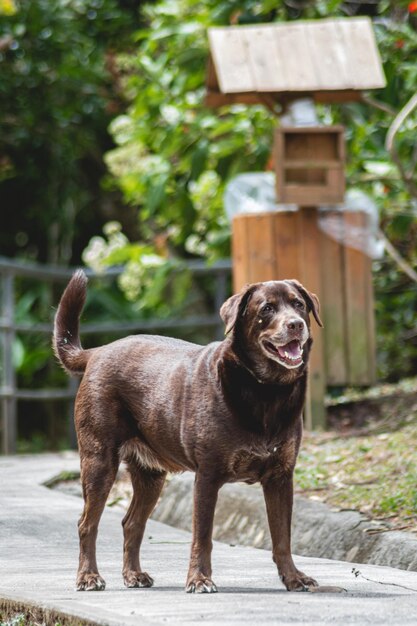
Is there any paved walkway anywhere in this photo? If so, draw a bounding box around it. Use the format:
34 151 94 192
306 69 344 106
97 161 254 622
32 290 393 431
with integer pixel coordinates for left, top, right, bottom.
1 453 417 625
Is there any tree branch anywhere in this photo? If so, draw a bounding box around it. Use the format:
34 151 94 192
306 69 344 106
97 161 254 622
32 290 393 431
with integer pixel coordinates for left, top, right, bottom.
379 229 417 284
362 94 396 116
385 92 417 198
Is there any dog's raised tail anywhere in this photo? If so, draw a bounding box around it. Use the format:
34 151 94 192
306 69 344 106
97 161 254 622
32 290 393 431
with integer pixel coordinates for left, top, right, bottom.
53 269 92 375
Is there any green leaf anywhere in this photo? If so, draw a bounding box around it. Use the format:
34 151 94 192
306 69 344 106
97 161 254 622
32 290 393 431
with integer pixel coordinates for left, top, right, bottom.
146 174 168 213
12 337 25 370
190 140 209 180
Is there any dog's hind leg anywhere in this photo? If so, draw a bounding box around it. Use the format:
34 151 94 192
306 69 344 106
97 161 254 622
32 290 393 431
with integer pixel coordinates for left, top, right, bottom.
122 462 166 588
76 446 119 591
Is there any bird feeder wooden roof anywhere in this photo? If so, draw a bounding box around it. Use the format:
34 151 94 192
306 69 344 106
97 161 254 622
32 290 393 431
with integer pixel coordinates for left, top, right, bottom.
206 17 386 107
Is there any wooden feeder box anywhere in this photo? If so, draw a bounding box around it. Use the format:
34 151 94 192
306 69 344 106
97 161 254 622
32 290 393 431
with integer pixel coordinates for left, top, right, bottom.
274 126 345 205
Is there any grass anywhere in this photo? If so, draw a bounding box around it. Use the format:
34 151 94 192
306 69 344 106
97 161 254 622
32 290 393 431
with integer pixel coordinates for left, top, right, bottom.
0 615 63 626
0 616 26 626
295 401 417 533
0 605 93 626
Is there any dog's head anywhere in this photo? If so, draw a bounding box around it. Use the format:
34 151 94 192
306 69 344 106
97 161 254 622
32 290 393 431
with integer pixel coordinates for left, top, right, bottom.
220 280 322 384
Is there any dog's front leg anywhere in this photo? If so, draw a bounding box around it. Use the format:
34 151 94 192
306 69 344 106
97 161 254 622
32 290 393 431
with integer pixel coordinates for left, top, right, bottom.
262 474 318 591
186 471 222 593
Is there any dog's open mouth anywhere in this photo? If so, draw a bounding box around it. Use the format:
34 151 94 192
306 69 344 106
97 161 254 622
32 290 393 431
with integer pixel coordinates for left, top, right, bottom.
262 339 303 369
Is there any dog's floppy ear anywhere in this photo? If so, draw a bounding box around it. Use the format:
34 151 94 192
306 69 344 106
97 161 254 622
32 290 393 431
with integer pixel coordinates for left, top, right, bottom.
286 279 323 328
220 285 255 336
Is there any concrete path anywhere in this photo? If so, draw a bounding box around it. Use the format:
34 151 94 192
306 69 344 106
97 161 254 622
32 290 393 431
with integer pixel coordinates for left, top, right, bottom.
1 453 417 626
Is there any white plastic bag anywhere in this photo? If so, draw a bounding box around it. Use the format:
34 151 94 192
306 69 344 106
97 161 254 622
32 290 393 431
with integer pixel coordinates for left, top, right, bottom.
224 172 297 221
319 189 384 259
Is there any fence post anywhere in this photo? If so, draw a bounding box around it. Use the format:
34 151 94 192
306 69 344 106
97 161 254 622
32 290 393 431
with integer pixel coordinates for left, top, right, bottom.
1 271 17 454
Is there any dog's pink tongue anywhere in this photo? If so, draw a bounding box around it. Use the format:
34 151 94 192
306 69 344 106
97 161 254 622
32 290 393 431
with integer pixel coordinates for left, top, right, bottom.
278 340 301 359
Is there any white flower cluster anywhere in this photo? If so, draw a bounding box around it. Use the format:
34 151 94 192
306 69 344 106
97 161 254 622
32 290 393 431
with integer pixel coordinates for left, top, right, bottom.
104 143 146 178
188 170 220 213
118 260 144 301
185 171 222 256
118 255 165 302
82 221 128 272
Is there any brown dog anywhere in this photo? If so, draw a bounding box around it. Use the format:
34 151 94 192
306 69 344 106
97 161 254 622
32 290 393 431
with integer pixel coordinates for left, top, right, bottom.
53 271 322 593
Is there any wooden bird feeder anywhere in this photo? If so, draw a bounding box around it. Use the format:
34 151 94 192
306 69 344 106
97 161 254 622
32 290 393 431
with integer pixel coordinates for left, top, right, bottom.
205 17 386 428
274 126 346 205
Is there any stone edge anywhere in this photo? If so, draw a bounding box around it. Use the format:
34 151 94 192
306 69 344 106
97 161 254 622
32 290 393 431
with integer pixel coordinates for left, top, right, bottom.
153 473 417 572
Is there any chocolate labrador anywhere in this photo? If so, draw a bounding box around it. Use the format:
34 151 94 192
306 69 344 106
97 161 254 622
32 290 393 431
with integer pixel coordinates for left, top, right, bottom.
53 271 322 593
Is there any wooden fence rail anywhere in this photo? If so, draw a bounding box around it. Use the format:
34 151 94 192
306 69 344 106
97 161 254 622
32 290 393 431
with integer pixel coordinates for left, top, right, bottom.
0 257 231 455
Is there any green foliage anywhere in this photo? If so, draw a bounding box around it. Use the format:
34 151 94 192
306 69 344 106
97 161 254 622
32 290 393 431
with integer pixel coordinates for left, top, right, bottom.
104 1 277 263
82 221 193 317
0 1 145 450
0 0 138 264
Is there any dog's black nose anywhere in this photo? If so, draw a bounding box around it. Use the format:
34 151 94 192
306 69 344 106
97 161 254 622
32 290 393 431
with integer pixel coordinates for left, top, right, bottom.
287 318 305 332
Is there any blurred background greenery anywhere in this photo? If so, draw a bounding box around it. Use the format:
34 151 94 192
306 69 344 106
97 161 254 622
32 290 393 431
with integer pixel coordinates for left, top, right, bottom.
1 0 416 449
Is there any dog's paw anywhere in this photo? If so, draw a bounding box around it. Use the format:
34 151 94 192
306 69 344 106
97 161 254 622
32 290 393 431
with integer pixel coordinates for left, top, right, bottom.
124 570 154 588
186 576 218 594
282 569 318 592
76 572 106 591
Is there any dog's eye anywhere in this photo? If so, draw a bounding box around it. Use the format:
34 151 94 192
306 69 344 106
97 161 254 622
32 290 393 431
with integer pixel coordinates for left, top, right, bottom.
261 304 274 314
293 299 305 309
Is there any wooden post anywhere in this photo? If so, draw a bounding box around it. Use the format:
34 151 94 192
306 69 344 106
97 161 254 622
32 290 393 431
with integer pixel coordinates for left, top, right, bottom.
319 211 348 385
232 214 250 292
343 212 376 385
297 208 326 430
1 271 17 454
